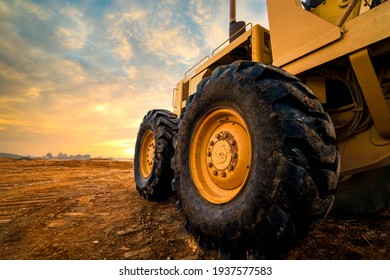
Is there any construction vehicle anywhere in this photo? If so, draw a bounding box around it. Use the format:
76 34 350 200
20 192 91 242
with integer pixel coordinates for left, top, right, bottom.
134 0 390 258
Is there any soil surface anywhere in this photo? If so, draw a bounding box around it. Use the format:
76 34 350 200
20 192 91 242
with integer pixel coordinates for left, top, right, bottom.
0 158 389 260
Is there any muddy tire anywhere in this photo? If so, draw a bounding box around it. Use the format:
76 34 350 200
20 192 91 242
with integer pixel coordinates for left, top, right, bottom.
134 109 178 200
173 61 340 258
333 166 390 214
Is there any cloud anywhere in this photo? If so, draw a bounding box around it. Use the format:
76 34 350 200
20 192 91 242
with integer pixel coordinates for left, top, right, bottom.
241 0 269 28
17 0 53 21
0 0 269 158
56 27 85 49
26 87 42 99
0 96 26 104
124 66 138 80
106 1 201 65
0 1 10 17
0 60 26 82
55 6 93 50
106 7 143 60
0 119 27 126
189 0 214 28
188 0 225 50
144 26 201 64
112 34 134 60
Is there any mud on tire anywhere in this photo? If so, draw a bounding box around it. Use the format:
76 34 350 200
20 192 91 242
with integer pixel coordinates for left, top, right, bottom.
134 109 178 200
173 61 340 258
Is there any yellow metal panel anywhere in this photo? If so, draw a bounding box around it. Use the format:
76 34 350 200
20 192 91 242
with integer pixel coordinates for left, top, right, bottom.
306 76 326 104
266 0 342 67
251 24 272 64
349 49 390 138
251 24 262 63
173 69 212 116
310 0 361 26
172 77 190 116
282 1 390 75
371 124 390 146
338 126 390 175
189 69 212 96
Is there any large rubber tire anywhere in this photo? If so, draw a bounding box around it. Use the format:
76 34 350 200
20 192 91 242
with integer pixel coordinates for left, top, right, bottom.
173 61 340 258
134 109 178 200
333 166 390 214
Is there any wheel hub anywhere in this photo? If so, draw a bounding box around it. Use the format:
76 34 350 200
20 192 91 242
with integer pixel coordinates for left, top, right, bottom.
146 141 155 166
207 131 239 180
190 107 251 204
140 130 155 179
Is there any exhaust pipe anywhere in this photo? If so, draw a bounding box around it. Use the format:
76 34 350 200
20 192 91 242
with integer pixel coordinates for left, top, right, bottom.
229 0 245 43
230 0 236 23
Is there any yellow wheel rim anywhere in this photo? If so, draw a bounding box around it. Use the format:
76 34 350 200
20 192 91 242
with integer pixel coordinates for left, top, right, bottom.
140 130 155 178
190 107 252 204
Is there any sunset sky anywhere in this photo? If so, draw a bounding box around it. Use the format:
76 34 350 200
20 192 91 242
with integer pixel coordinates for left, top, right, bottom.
0 0 268 158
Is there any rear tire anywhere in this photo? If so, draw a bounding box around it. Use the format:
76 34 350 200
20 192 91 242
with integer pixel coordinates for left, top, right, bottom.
134 109 177 200
173 61 340 258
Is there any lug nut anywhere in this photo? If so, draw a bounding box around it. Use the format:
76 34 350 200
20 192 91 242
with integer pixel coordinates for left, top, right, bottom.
207 151 211 157
233 152 238 158
221 171 226 177
215 133 221 139
209 140 215 146
228 165 235 171
231 140 236 146
208 162 213 168
213 170 218 176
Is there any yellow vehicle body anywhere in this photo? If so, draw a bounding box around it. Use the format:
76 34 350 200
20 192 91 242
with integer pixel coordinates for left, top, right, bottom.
173 0 390 177
134 0 390 258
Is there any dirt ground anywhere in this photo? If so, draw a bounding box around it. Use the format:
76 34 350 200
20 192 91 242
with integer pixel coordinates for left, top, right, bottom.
0 158 389 260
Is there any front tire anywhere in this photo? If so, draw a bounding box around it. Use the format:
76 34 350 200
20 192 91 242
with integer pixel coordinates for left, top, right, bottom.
174 61 340 258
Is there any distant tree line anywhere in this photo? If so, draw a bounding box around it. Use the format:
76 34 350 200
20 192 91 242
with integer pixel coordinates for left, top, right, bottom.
44 152 91 160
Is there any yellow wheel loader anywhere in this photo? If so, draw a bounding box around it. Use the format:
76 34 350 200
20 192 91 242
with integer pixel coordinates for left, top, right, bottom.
134 0 390 258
